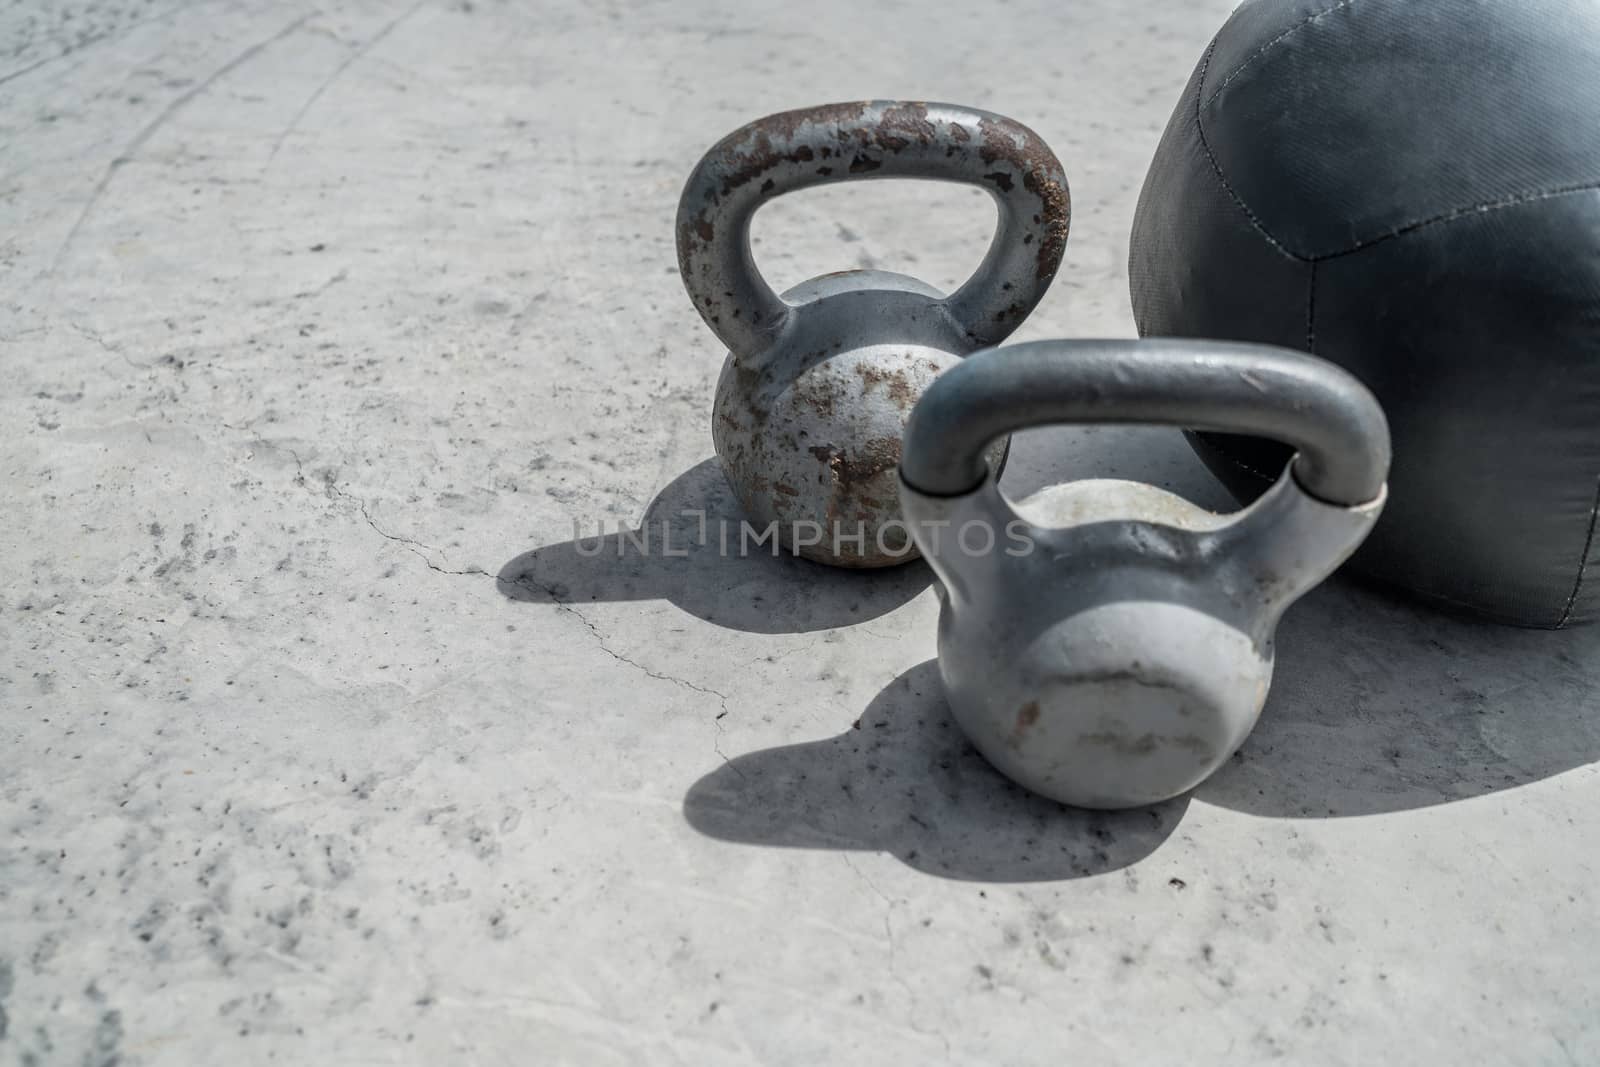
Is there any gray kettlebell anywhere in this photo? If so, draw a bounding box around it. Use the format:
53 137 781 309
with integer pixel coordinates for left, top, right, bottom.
676 101 1070 567
898 339 1391 809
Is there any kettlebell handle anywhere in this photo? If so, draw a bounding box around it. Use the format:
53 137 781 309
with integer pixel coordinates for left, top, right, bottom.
900 339 1390 506
676 101 1071 359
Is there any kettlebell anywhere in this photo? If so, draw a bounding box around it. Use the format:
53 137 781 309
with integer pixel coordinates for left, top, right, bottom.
898 339 1391 809
676 101 1070 567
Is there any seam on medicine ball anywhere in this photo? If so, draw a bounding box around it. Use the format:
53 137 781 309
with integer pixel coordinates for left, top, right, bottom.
1198 439 1282 487
1385 579 1563 628
1232 457 1282 485
1556 476 1600 630
1305 259 1317 353
1313 181 1600 263
1194 38 1305 264
1201 0 1363 110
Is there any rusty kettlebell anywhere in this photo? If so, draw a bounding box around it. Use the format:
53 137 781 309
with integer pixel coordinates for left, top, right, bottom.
899 339 1391 808
676 101 1070 567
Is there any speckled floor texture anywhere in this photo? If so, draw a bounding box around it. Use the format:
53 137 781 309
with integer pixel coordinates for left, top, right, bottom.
3 0 1599 1063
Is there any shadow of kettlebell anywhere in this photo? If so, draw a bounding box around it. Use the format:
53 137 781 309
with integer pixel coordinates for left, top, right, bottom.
682 660 1189 883
497 458 931 634
1198 577 1600 818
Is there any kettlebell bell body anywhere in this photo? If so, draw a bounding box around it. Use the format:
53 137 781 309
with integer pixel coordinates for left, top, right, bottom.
898 340 1391 809
678 102 1071 567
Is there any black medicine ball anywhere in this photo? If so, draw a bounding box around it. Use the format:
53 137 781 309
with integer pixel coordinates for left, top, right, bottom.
1129 0 1600 628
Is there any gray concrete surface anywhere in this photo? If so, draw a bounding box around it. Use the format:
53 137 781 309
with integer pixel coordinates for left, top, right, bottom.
3 0 1598 1063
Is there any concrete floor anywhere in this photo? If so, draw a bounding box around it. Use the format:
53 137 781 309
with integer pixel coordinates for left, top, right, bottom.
3 0 1599 1062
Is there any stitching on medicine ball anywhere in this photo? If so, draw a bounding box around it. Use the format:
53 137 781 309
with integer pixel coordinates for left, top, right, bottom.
1193 37 1305 263
1313 181 1600 263
1201 0 1363 111
1556 477 1600 629
1305 259 1317 353
1196 2 1600 263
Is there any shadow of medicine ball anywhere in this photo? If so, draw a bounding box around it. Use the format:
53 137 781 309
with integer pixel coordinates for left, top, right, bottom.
1129 0 1600 628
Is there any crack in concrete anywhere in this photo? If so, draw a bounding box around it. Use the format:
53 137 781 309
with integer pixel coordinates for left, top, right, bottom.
502 572 742 776
709 708 744 780
324 478 487 578
231 430 740 772
52 12 316 273
292 268 349 300
72 322 153 369
738 641 818 670
842 855 953 1061
241 435 484 577
265 0 432 167
0 0 213 88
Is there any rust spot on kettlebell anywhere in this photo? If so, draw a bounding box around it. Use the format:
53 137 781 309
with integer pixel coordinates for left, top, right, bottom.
762 101 872 143
873 102 937 149
853 363 916 408
825 436 901 493
1080 731 1161 756
1009 700 1042 749
1026 170 1070 283
799 375 842 419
